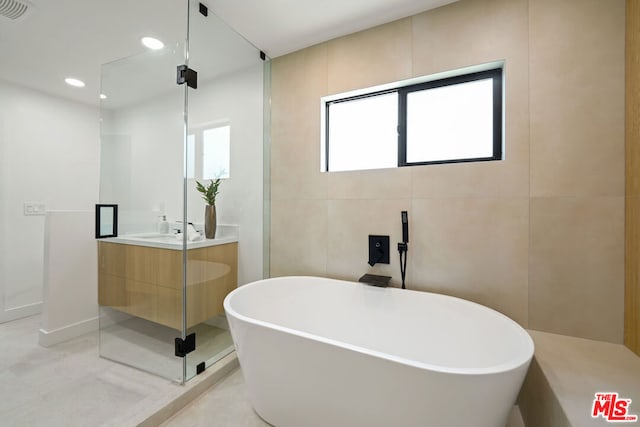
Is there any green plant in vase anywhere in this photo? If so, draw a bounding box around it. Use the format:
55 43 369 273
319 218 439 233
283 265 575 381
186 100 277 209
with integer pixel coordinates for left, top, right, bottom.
196 178 221 239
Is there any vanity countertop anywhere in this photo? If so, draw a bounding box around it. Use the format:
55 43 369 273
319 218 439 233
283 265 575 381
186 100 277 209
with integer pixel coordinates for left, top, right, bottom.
99 228 238 250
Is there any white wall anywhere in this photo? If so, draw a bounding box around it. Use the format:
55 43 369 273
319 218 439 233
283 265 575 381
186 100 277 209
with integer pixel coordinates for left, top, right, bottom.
0 80 100 321
102 63 265 285
40 211 98 346
188 65 265 285
101 88 184 230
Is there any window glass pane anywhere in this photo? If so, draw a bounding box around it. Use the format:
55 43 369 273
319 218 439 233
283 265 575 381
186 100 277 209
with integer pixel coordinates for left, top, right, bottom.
202 125 230 179
328 92 398 172
406 78 493 163
186 134 195 179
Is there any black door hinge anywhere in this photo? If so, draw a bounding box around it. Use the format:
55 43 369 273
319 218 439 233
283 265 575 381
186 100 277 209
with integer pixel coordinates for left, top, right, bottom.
199 2 208 16
177 65 198 89
196 362 206 374
175 333 196 357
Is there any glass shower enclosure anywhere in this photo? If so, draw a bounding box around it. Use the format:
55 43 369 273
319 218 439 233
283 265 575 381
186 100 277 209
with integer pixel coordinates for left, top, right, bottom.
97 0 269 383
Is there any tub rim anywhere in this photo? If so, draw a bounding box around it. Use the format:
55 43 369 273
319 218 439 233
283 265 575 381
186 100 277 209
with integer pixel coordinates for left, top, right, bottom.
224 275 534 376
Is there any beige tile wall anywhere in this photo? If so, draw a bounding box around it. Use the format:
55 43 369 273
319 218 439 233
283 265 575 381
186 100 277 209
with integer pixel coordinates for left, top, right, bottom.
271 44 328 201
529 197 624 342
270 0 625 342
527 0 625 343
529 0 625 198
518 359 571 427
327 18 412 94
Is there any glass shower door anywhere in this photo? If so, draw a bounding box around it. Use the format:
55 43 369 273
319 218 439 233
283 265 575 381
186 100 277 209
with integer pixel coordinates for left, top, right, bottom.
182 0 267 380
98 40 189 382
98 0 269 383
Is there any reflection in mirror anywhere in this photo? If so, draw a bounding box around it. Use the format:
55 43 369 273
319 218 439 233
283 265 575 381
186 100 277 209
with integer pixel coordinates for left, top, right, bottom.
95 204 118 238
100 207 113 235
203 124 230 179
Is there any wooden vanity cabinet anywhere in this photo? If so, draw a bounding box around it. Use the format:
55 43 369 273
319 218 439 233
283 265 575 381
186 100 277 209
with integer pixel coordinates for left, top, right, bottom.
98 241 238 330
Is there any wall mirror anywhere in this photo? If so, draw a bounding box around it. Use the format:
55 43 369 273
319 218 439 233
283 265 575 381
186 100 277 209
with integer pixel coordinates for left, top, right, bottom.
95 204 118 238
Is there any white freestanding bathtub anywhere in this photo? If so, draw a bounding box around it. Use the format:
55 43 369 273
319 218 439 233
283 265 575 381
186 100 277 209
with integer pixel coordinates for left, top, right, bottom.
224 276 533 427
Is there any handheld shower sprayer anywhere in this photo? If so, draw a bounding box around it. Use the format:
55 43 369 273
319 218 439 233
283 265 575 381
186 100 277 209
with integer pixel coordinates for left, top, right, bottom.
398 211 409 289
401 211 409 244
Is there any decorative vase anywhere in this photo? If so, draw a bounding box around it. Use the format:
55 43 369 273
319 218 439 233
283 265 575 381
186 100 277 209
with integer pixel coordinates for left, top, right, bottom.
205 204 217 239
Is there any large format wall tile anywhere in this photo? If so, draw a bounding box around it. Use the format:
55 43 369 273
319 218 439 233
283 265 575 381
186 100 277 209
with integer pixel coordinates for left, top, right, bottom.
327 167 412 200
412 0 528 76
410 197 529 326
327 18 412 95
529 0 625 197
271 45 328 200
326 199 411 284
529 197 624 343
411 0 529 198
270 199 328 277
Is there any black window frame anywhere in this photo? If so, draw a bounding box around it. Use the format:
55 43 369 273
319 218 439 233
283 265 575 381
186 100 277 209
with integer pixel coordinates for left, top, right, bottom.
324 67 503 172
324 89 399 172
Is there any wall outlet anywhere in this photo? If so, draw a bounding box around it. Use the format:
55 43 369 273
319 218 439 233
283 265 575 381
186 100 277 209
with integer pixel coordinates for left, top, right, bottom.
24 202 46 216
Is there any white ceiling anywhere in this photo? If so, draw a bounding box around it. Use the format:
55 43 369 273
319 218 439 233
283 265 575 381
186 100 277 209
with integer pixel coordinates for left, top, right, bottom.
0 0 457 107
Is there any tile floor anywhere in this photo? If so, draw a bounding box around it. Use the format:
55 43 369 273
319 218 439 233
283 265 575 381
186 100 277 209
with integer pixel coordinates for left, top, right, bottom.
161 369 270 427
1 314 524 427
0 314 238 426
164 367 524 427
99 308 234 381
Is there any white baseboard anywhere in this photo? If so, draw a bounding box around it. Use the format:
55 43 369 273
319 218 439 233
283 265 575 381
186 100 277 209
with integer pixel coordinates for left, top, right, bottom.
0 302 42 323
38 316 99 347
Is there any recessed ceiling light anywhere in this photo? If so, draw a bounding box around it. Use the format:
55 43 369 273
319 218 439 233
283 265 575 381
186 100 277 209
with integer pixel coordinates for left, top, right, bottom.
141 36 164 50
65 78 85 88
100 93 107 100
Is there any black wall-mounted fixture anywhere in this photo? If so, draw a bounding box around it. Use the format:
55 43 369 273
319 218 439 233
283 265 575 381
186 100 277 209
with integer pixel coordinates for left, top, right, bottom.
398 211 409 289
368 235 390 266
358 273 391 287
402 210 409 244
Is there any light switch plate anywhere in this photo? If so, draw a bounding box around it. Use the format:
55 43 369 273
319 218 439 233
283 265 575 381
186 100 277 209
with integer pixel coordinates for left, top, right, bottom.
24 202 46 216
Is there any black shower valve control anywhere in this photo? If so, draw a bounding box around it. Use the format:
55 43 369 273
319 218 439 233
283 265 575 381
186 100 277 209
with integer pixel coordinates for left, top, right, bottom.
368 235 390 266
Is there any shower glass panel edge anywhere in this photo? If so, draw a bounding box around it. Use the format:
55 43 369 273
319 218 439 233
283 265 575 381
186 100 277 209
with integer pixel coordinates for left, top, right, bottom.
263 58 272 280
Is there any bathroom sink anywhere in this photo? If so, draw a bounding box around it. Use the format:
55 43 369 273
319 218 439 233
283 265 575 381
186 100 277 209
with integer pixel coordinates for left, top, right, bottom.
134 233 177 240
122 233 183 243
105 228 237 250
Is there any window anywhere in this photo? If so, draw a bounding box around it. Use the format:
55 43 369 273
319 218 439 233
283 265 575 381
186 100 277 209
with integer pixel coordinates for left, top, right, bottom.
322 67 503 172
327 92 398 172
202 126 230 179
187 123 230 180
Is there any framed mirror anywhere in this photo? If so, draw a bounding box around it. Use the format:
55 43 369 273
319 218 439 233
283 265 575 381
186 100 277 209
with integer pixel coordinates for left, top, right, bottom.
95 204 118 238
